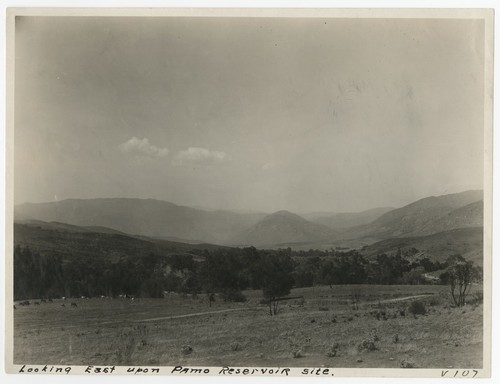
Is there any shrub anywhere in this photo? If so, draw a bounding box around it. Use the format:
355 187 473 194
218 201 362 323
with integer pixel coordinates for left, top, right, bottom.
230 342 241 351
357 339 377 352
369 330 379 342
221 289 247 302
181 345 193 355
428 295 441 307
400 359 416 368
467 291 483 306
326 343 339 357
408 300 426 316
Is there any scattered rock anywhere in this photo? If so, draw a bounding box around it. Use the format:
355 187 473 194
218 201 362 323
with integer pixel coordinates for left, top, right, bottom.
356 358 363 363
293 350 303 358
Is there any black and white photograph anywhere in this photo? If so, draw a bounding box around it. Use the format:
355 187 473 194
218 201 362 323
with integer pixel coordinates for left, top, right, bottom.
4 7 494 378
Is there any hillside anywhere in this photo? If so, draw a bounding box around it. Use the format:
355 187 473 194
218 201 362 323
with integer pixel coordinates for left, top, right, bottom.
341 190 483 240
231 210 336 247
14 198 266 245
13 220 226 263
417 200 483 235
359 227 483 265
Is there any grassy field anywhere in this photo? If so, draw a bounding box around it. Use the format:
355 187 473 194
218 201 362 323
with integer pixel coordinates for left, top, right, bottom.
13 284 483 369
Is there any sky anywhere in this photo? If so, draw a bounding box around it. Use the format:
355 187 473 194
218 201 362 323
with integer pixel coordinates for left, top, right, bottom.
13 16 485 213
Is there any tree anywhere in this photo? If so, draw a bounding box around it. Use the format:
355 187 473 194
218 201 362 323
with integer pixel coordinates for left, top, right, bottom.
401 266 426 285
447 258 480 307
258 252 294 315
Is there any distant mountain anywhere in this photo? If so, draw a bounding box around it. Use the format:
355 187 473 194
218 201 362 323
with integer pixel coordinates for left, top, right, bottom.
14 190 484 250
306 207 394 230
359 227 483 265
14 220 225 263
14 198 266 245
341 190 483 240
231 210 336 247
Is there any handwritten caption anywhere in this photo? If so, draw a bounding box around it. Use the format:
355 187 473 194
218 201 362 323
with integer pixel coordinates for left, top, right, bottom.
18 365 331 376
17 365 481 378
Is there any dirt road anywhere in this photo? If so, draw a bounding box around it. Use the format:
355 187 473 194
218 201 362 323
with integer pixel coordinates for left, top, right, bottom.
378 294 434 304
134 306 259 322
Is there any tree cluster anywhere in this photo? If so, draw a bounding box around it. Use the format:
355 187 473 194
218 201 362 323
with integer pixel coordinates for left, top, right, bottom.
14 244 479 308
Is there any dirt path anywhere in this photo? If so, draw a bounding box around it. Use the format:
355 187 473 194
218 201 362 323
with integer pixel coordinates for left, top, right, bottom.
133 306 259 323
377 294 434 304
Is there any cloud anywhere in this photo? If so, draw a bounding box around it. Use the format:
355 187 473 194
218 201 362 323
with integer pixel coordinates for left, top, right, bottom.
119 137 169 158
175 147 227 164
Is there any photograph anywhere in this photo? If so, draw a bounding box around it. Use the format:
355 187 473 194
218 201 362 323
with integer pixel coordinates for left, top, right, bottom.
4 7 493 378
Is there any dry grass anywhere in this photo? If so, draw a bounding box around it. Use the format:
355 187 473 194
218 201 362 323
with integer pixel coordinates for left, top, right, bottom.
14 285 483 368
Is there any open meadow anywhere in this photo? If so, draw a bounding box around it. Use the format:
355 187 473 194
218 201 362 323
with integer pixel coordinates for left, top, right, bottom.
13 284 483 369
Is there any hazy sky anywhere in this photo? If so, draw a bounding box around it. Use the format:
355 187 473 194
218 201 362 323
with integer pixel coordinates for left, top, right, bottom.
14 16 485 213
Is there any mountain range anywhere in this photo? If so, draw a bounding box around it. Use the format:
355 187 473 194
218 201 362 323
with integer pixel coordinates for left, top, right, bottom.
14 190 483 251
15 198 266 245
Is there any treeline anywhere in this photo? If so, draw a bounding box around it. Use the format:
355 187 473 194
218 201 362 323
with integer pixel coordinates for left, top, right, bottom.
13 244 469 301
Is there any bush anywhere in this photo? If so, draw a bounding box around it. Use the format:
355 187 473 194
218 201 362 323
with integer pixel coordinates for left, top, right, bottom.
467 291 483 306
357 339 377 352
221 289 247 302
408 300 427 316
400 359 416 368
181 345 193 355
326 343 339 357
230 342 241 351
428 295 441 307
